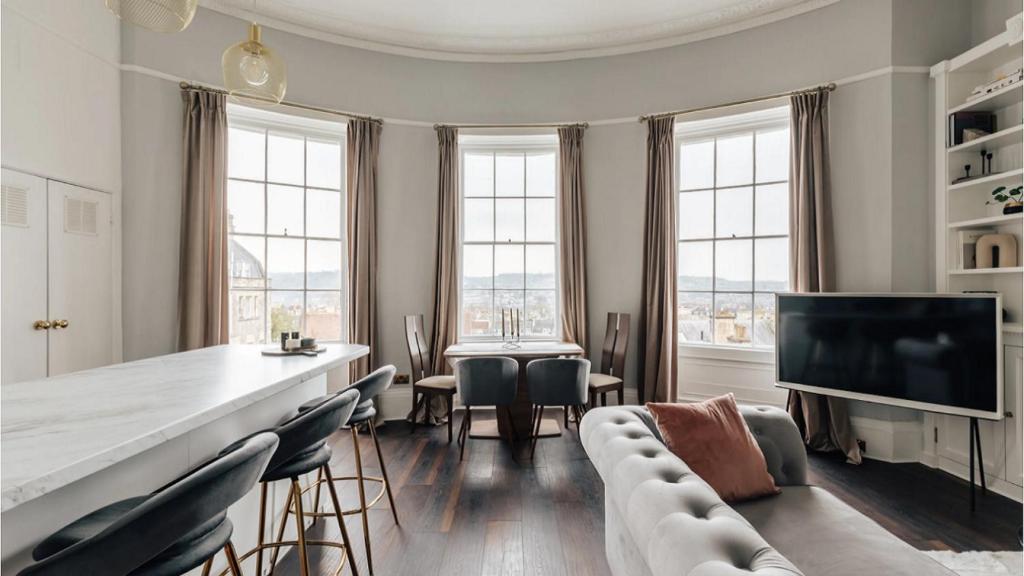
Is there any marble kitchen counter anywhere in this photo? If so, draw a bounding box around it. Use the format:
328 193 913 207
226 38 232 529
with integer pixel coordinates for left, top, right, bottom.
1 343 368 512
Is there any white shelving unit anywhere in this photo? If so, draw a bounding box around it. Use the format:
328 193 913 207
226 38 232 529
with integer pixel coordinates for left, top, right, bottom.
929 13 1024 500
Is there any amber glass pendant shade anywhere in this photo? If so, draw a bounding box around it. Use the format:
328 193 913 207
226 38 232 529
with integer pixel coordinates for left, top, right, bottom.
222 23 287 106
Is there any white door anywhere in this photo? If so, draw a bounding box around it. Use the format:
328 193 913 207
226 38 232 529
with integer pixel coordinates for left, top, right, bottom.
1005 346 1023 487
46 181 113 376
1 169 48 384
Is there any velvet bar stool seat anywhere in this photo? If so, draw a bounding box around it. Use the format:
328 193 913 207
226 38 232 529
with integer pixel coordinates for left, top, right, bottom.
455 356 519 461
237 389 361 576
300 365 398 576
404 314 456 442
19 432 280 576
527 358 591 458
587 312 630 409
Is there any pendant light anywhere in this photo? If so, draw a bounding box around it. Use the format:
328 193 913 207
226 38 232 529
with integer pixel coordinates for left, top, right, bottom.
222 23 287 106
104 0 198 33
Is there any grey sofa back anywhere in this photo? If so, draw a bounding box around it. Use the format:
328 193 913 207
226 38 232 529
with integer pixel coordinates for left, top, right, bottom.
580 405 807 576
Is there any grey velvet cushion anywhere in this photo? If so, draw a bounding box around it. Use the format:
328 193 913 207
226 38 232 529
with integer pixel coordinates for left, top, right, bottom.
455 356 518 406
526 358 590 406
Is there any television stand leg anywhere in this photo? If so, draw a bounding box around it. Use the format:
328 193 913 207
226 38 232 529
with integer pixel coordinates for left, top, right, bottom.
968 417 987 513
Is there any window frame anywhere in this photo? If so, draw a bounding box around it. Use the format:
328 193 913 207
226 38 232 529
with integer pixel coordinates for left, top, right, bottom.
675 106 791 354
226 104 348 345
457 135 562 342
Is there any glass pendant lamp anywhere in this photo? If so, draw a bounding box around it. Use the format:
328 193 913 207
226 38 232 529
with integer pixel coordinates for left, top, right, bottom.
104 0 198 33
222 23 287 106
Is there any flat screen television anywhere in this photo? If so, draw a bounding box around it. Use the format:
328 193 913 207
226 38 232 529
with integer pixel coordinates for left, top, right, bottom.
775 293 1003 420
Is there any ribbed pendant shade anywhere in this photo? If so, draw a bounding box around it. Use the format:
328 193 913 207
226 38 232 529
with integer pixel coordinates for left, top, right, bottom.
104 0 198 33
222 23 287 106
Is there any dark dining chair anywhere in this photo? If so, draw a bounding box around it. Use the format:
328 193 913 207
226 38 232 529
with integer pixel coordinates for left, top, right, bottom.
455 356 519 460
588 312 630 409
404 314 456 442
527 358 591 458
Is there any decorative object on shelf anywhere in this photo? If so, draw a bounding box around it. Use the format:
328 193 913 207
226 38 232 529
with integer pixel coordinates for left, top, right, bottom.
104 0 198 33
958 228 995 269
989 185 1023 214
501 307 522 350
986 152 993 174
948 111 995 147
979 149 988 175
976 233 1018 268
966 67 1023 101
953 164 974 183
222 23 287 105
962 128 989 142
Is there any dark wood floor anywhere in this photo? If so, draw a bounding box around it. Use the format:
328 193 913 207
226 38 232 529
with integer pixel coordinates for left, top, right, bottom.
272 410 1021 575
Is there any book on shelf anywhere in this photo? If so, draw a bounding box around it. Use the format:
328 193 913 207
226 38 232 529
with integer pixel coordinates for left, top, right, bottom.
957 227 996 270
948 112 996 147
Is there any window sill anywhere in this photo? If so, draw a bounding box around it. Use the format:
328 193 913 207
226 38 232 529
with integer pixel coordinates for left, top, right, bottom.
678 343 774 365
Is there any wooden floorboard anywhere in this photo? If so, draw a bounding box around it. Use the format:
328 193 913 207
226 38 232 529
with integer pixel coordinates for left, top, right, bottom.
261 410 1020 575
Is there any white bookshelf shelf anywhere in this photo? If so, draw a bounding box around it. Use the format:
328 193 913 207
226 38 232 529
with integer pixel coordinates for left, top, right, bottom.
949 83 1023 114
948 266 1024 276
947 168 1024 191
948 213 1024 229
949 34 1022 73
1005 322 1024 334
947 124 1024 154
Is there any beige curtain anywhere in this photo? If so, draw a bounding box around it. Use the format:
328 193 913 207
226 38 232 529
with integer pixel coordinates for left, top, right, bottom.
558 125 589 352
786 89 862 464
430 126 460 377
177 89 229 351
639 117 678 403
347 119 382 380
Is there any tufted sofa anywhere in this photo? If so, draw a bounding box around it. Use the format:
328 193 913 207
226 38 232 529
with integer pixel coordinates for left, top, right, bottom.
580 405 956 576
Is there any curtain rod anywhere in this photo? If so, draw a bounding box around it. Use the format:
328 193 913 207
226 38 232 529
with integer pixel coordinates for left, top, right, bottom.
179 81 382 124
433 122 588 130
637 83 837 123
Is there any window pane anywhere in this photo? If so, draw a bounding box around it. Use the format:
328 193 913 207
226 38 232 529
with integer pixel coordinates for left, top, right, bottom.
228 126 265 180
228 180 264 234
267 185 304 236
463 199 494 242
756 128 789 183
267 132 304 185
306 291 341 341
495 199 525 242
306 189 341 239
754 237 789 292
526 153 556 197
230 235 265 289
678 241 712 290
495 290 526 334
526 291 557 337
716 134 753 187
715 239 752 291
715 186 753 238
679 190 713 240
755 183 788 236
753 294 777 347
525 198 555 242
678 292 712 344
464 153 494 197
267 238 304 289
307 240 341 290
269 291 303 338
496 154 525 197
229 290 265 344
463 245 492 289
526 245 556 289
306 138 342 189
714 293 753 346
494 244 524 289
680 140 714 190
462 290 494 336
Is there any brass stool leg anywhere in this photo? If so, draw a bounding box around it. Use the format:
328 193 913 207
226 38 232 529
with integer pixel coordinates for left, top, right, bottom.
224 541 245 576
201 559 213 576
368 424 400 525
292 479 311 576
323 465 360 576
268 482 294 571
256 482 268 576
351 426 374 575
310 467 324 526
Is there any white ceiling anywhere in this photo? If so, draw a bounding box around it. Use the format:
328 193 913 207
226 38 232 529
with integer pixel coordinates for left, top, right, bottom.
201 0 837 62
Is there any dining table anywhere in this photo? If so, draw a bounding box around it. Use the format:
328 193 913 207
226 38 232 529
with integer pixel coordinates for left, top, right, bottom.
444 341 586 440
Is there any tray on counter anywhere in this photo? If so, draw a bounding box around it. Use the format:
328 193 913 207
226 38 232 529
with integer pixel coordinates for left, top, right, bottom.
261 345 327 357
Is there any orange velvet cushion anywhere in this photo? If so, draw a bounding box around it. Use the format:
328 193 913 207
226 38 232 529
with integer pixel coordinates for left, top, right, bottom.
647 394 779 502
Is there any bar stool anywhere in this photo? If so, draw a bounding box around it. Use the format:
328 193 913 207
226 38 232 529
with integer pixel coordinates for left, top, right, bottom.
18 432 279 576
302 366 398 576
455 356 519 460
527 358 591 458
240 389 362 576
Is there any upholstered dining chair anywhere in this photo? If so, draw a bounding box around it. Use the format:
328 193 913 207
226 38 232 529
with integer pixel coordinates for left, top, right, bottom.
455 356 519 460
588 312 630 409
527 358 591 458
404 314 456 442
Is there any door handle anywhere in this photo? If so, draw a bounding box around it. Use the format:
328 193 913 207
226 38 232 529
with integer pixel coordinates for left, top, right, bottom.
51 319 69 329
33 320 51 330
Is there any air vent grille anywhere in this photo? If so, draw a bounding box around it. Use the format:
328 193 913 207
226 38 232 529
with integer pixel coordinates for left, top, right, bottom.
1 185 29 227
64 197 99 236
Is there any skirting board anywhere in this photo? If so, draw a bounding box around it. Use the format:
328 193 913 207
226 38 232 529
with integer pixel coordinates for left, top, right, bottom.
849 416 923 463
922 454 1024 502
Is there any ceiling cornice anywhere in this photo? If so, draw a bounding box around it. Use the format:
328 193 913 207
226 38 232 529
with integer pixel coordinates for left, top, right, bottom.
199 0 839 63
